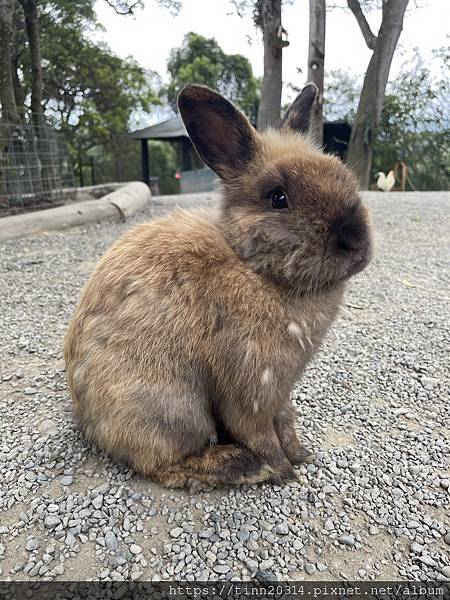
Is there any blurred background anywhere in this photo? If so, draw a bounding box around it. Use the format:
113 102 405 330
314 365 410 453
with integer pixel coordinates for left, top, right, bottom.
0 0 449 214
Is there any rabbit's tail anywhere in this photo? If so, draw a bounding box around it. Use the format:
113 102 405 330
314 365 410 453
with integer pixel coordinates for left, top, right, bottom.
154 444 276 489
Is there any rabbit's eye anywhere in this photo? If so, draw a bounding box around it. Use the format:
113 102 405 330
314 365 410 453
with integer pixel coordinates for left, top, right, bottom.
271 189 288 210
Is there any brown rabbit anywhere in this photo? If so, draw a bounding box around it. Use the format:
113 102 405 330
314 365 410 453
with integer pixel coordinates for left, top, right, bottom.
64 84 372 488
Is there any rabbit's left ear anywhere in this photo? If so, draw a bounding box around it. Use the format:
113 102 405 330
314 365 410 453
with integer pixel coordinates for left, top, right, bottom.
178 84 259 180
281 83 318 134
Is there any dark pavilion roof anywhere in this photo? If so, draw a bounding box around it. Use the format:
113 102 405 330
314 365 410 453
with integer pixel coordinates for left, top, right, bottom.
129 115 188 141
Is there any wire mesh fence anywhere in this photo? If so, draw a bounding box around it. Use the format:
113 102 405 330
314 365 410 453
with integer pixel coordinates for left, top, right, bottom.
0 120 74 216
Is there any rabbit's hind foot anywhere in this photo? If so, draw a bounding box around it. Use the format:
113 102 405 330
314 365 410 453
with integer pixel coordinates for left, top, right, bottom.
153 443 276 490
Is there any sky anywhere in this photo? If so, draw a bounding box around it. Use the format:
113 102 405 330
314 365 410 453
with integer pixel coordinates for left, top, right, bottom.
91 0 449 120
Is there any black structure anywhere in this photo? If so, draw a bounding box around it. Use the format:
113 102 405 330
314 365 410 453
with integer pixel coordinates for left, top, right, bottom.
129 116 192 185
323 121 351 159
129 116 352 185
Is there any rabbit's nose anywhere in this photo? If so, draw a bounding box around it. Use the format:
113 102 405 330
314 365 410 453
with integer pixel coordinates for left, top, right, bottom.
330 204 368 254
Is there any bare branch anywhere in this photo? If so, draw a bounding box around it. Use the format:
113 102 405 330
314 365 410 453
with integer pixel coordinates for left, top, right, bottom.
347 0 377 50
104 0 141 15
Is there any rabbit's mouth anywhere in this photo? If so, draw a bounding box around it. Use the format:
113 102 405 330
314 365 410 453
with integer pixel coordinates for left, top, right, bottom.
331 243 372 285
345 246 372 277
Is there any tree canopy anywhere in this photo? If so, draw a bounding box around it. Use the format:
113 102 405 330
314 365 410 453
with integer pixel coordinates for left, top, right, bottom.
40 2 158 148
0 0 163 188
164 32 260 124
324 50 450 191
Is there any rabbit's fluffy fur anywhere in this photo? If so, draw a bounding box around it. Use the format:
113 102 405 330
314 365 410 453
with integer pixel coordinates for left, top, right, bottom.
64 84 372 488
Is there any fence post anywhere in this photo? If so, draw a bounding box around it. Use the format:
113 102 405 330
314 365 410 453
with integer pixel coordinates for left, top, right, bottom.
78 153 84 187
141 139 149 185
90 156 95 186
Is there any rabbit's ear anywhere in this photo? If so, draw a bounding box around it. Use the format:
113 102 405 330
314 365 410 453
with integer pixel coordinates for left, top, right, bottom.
281 83 318 134
178 85 259 180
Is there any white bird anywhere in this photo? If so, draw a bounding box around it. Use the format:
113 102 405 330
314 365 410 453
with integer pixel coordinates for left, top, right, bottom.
376 170 396 192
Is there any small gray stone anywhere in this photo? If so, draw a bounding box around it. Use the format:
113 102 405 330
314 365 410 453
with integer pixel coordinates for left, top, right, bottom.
92 495 103 509
53 564 65 576
407 520 420 529
276 523 289 535
25 538 40 551
170 527 183 539
237 529 250 542
419 556 437 567
13 561 26 573
198 528 214 539
213 564 230 574
44 516 60 529
444 533 450 545
245 559 258 572
130 544 142 555
338 535 355 547
358 569 367 578
305 562 316 575
255 570 278 582
441 566 450 578
421 376 439 388
61 476 73 486
105 531 119 551
38 418 58 434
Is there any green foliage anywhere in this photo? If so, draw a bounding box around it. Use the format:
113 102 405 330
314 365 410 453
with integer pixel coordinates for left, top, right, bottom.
84 139 178 193
11 0 166 188
323 69 360 122
373 51 449 191
164 32 260 124
33 2 159 150
323 51 450 191
148 141 178 194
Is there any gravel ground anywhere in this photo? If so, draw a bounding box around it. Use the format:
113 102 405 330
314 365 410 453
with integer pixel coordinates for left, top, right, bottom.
0 191 449 583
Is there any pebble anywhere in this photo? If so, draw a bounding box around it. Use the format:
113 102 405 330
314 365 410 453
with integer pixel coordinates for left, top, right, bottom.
338 535 355 546
276 523 289 535
170 527 183 539
25 538 40 551
92 495 103 509
105 531 119 551
255 570 278 582
421 376 440 388
38 418 58 435
130 544 142 555
407 520 421 529
213 565 230 574
44 516 60 529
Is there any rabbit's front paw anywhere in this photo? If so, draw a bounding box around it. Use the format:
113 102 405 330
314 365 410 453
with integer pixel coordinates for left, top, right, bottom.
286 444 314 466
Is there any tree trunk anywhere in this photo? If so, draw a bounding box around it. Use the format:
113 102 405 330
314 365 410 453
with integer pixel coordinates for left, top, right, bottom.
0 0 20 124
256 0 288 131
307 0 326 145
346 0 409 189
20 0 58 199
11 1 26 117
19 0 43 126
0 0 21 202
